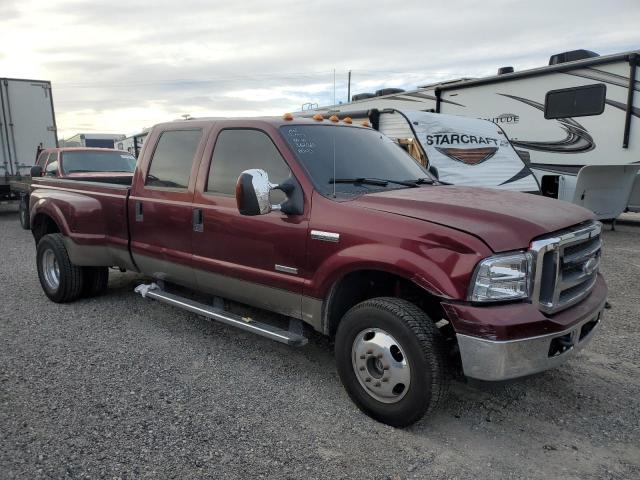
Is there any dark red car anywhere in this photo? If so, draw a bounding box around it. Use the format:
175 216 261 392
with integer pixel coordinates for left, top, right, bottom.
28 116 606 427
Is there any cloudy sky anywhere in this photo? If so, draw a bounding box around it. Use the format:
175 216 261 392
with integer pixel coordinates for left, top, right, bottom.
1 0 638 139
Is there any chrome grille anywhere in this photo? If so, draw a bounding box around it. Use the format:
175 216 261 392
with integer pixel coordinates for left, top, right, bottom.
530 221 602 314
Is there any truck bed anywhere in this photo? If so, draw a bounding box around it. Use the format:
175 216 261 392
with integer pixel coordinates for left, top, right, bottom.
30 177 134 270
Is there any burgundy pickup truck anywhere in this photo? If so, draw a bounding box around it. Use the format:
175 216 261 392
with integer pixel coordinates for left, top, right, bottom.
17 147 136 229
28 116 606 427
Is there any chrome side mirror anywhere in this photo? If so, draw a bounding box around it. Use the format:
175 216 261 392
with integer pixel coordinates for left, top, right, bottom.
235 169 280 216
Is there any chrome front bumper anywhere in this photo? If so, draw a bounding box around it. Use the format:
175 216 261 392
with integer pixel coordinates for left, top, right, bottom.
456 308 604 381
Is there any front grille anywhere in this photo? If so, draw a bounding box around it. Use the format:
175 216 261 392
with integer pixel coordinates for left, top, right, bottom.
530 221 602 314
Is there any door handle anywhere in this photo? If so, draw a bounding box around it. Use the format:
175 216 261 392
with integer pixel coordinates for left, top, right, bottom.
192 208 204 232
135 201 143 222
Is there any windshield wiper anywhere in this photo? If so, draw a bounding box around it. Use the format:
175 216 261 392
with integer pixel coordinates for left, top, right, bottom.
404 177 453 186
406 177 434 185
330 177 418 187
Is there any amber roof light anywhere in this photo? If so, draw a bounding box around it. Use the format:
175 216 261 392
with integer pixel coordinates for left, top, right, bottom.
329 115 339 123
282 112 294 121
361 120 371 127
342 117 353 124
313 113 324 121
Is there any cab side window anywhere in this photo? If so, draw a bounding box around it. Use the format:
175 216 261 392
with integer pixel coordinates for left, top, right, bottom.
146 129 203 189
45 153 58 176
207 129 291 202
45 160 58 176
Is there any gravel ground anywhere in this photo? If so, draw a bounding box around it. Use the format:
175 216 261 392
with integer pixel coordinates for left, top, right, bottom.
1 204 639 480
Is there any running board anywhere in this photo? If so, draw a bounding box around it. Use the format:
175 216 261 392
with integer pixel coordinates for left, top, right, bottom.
134 283 308 347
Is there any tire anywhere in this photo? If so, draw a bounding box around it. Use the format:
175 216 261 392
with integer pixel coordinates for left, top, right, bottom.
335 297 449 427
36 233 84 303
81 266 109 297
19 196 30 230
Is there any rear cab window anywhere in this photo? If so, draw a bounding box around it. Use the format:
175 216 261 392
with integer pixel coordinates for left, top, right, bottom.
61 151 136 174
145 129 203 189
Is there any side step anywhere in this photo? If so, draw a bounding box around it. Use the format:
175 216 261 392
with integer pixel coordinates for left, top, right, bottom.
134 283 308 347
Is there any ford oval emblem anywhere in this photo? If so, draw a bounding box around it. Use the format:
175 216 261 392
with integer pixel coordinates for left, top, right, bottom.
582 257 598 276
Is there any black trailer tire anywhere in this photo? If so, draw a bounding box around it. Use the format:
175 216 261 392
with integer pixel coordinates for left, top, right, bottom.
335 297 449 427
81 267 109 297
19 196 30 230
36 233 84 303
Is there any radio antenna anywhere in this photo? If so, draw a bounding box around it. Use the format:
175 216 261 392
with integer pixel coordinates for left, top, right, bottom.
332 133 336 198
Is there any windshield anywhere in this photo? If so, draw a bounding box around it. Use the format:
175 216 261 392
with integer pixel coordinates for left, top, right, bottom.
61 151 136 174
280 124 432 196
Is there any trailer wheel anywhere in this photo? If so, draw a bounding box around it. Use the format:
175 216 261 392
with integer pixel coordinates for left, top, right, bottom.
36 234 84 303
335 297 449 427
82 267 109 297
19 196 30 230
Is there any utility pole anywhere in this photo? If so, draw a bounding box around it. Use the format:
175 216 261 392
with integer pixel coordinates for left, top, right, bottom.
333 69 336 106
347 70 351 103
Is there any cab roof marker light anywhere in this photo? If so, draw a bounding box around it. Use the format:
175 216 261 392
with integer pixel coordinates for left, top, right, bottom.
329 115 339 123
361 120 371 127
342 117 353 124
313 114 324 122
282 112 294 121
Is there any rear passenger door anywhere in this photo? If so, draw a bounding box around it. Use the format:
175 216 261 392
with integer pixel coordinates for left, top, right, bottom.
191 127 309 318
129 127 206 288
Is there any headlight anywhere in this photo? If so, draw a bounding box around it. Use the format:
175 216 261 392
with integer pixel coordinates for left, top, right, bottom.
469 252 532 302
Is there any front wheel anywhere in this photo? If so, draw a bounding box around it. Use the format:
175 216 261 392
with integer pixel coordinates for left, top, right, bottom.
335 297 449 427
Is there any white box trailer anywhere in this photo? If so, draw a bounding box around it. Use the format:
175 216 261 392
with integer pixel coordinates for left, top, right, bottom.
1 77 57 200
310 49 640 219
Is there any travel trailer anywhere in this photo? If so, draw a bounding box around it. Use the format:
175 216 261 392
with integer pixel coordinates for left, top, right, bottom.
115 130 149 158
309 49 640 218
61 133 125 149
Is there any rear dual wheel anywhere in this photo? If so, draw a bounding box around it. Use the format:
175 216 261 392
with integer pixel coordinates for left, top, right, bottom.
335 297 449 427
36 233 109 302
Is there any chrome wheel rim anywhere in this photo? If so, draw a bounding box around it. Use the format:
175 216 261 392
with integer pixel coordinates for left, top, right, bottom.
351 328 411 403
42 249 60 290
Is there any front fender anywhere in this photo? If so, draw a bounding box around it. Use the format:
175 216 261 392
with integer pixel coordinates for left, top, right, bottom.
307 242 486 301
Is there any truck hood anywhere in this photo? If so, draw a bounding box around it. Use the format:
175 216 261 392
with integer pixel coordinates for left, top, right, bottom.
351 186 594 252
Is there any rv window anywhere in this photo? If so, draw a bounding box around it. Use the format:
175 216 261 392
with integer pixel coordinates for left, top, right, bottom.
544 83 606 119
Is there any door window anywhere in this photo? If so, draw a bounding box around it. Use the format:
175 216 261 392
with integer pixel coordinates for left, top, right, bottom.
146 129 203 188
207 129 291 203
45 160 58 176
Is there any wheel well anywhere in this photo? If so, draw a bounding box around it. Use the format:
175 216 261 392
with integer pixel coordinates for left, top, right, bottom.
325 270 446 338
31 214 60 244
